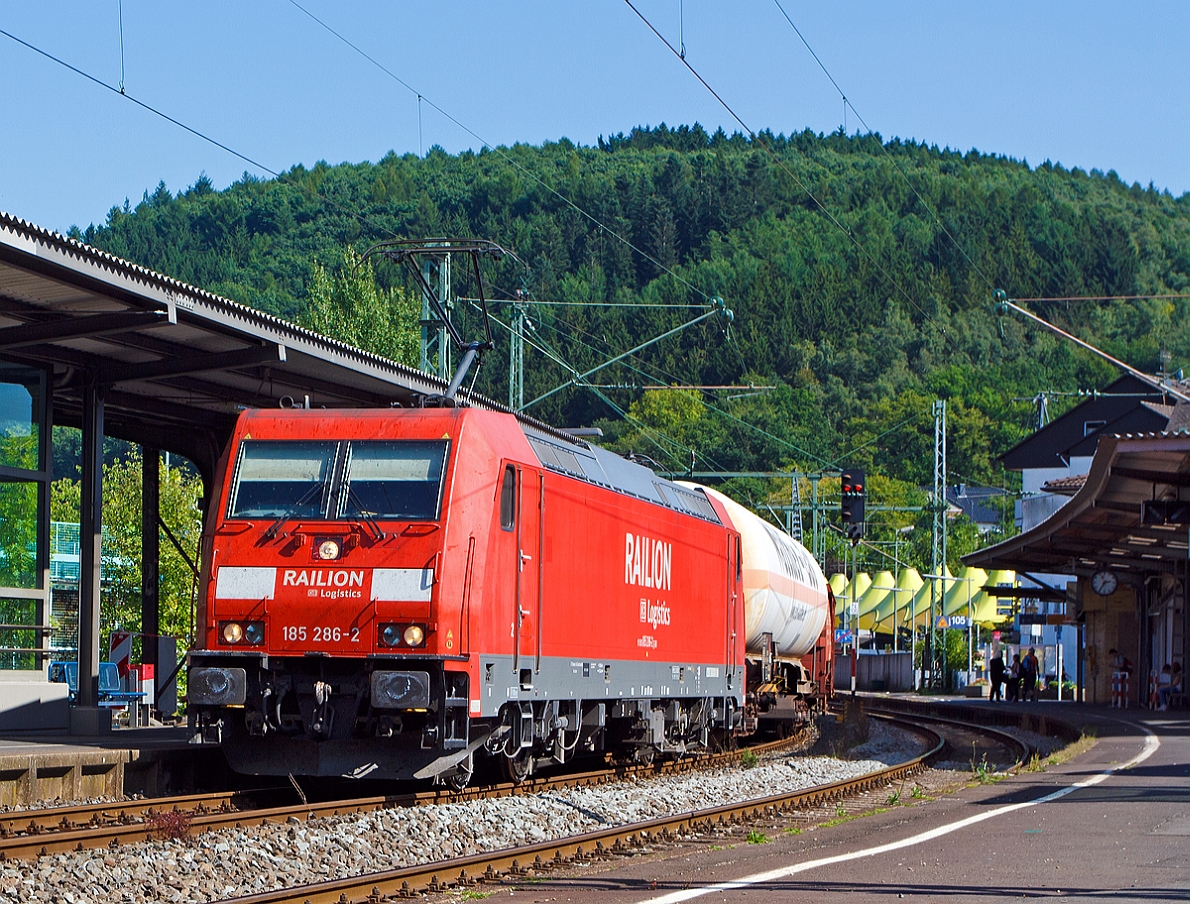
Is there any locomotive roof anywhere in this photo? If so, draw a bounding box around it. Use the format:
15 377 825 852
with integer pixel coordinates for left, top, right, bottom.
521 425 721 524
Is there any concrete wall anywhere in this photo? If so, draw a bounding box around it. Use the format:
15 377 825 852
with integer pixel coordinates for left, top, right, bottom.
0 673 69 731
835 652 913 692
0 747 123 807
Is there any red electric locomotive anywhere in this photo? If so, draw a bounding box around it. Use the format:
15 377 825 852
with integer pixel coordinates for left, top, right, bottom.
189 406 831 786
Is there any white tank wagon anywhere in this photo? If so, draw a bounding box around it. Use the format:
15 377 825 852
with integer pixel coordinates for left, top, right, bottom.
689 485 831 658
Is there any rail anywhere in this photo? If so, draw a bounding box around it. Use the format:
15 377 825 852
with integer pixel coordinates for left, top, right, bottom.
224 716 946 904
0 729 808 861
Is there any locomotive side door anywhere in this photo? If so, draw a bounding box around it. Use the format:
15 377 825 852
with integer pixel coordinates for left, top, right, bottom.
727 532 740 687
513 466 544 683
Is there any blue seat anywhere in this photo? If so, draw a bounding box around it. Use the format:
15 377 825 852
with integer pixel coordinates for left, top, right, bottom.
49 661 146 707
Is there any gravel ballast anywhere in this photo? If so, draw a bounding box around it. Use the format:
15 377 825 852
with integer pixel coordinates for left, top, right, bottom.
2 722 924 903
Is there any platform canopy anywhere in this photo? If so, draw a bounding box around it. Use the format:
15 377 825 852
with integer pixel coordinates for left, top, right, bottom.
0 211 534 720
965 432 1190 578
0 211 519 479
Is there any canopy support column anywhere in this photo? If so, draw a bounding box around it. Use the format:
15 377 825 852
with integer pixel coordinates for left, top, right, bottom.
142 447 160 706
72 381 110 734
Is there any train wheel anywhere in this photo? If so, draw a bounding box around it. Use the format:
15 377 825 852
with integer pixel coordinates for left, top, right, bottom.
500 749 533 784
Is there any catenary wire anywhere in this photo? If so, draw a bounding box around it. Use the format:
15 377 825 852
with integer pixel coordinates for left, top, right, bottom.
770 0 998 293
0 19 703 407
523 305 833 467
0 27 279 178
478 296 797 471
622 0 951 345
287 0 771 416
7 13 911 479
1012 294 1190 302
10 14 852 485
0 24 440 270
285 0 717 307
485 305 722 471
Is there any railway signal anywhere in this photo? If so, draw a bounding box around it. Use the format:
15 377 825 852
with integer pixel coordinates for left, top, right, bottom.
840 468 865 542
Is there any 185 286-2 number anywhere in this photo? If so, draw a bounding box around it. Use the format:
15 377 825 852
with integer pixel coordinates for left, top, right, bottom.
282 625 360 643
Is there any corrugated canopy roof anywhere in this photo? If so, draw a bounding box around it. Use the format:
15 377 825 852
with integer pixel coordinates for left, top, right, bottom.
965 432 1190 577
0 211 544 477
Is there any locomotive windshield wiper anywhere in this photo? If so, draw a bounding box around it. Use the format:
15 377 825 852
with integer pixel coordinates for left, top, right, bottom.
344 487 386 541
262 483 324 541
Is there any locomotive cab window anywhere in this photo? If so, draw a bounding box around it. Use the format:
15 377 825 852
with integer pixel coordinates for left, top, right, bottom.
229 440 337 519
343 441 448 521
228 439 448 521
499 465 516 530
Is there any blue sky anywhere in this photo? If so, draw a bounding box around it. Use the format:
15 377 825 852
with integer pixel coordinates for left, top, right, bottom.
1 1 1187 234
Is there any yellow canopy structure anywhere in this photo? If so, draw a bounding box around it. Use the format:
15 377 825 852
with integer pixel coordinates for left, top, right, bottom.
857 571 895 631
909 567 954 624
834 572 871 620
981 570 1017 624
872 568 923 633
942 567 987 618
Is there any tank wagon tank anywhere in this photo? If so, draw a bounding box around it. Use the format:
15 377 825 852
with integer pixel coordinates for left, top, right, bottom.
189 407 831 786
694 486 833 729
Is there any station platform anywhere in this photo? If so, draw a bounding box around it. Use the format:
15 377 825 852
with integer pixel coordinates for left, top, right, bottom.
536 695 1190 904
0 725 228 806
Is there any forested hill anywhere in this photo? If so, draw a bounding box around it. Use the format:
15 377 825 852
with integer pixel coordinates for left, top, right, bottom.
75 124 1190 493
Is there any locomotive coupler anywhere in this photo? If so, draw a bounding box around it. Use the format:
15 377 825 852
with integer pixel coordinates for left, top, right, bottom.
310 680 334 738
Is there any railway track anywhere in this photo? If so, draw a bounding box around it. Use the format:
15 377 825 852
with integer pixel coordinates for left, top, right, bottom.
0 729 808 861
214 706 1043 904
214 713 942 903
222 713 954 904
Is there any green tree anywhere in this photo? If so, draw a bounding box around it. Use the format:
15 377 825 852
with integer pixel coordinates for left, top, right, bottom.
51 451 204 658
73 127 1190 515
300 247 420 367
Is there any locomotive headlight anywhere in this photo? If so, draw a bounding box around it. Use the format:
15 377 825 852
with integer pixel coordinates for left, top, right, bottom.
402 624 425 647
378 623 427 648
221 622 244 644
244 622 265 645
316 538 341 561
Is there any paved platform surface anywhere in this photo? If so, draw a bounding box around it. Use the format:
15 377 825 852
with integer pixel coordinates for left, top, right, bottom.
0 725 193 755
511 701 1190 904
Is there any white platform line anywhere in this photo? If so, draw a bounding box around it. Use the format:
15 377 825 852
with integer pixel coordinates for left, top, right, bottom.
640 722 1160 904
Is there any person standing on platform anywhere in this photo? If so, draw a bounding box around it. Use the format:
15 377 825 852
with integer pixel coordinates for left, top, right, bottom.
989 650 1005 701
1023 647 1040 702
1007 653 1022 702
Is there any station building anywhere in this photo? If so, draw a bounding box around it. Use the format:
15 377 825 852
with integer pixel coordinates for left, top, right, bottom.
967 430 1190 706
